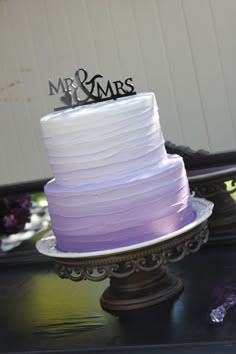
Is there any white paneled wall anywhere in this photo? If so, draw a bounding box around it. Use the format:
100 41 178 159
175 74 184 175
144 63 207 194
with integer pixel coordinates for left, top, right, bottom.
0 0 236 185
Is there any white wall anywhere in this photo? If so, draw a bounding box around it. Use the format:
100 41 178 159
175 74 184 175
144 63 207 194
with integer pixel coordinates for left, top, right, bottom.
0 0 236 185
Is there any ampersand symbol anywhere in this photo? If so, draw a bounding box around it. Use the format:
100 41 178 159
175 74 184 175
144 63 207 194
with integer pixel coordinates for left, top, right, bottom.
73 68 103 104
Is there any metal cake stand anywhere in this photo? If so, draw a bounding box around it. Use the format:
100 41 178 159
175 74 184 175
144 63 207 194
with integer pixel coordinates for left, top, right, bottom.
37 198 213 315
189 167 236 241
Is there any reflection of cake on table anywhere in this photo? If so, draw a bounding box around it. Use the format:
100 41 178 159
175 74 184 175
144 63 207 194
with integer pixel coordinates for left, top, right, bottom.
40 92 195 252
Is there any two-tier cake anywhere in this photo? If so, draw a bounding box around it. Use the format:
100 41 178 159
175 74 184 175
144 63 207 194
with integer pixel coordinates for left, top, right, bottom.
40 92 195 252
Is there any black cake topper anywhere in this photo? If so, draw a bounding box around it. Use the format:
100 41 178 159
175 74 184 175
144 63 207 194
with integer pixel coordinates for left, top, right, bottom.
49 68 136 111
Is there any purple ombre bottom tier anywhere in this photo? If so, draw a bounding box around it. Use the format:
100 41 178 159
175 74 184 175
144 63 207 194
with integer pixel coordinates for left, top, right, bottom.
44 155 196 253
55 206 195 252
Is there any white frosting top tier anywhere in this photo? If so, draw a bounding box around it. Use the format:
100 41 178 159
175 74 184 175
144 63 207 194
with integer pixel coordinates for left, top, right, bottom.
40 92 167 186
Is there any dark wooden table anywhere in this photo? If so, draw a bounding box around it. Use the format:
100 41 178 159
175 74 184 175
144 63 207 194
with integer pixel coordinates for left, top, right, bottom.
1 242 236 354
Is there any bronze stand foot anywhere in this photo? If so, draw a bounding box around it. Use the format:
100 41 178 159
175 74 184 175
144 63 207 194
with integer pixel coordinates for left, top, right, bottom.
101 266 183 312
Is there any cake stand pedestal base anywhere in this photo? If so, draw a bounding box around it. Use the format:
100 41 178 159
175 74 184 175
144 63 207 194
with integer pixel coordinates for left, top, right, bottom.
53 221 209 315
101 267 183 312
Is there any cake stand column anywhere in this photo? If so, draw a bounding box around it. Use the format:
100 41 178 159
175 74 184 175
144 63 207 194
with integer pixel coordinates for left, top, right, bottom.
101 266 183 312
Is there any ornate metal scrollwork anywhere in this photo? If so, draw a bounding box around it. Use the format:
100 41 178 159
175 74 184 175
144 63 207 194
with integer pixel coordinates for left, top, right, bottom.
54 221 209 282
165 141 209 166
228 179 236 194
54 263 121 282
191 178 236 198
161 223 208 263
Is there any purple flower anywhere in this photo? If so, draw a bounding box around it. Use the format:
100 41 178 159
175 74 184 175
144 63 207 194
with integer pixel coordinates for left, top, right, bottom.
0 195 31 237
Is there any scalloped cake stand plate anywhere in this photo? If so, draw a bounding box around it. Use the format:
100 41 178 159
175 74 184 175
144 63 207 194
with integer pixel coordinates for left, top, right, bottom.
36 197 213 259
